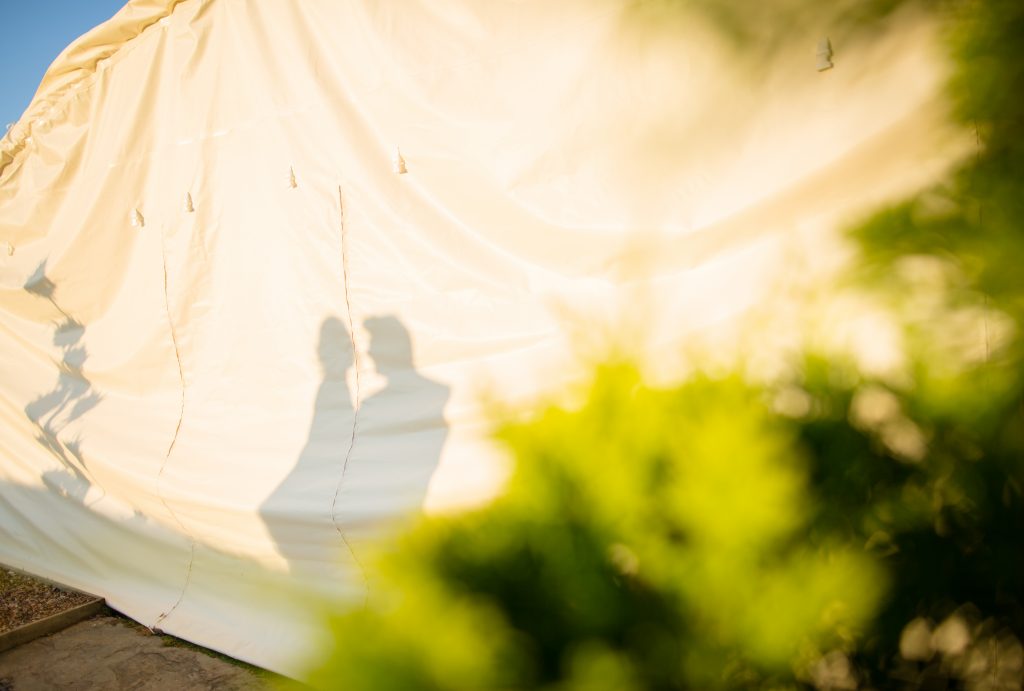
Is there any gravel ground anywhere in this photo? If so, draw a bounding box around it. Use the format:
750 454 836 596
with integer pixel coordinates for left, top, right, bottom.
0 568 95 633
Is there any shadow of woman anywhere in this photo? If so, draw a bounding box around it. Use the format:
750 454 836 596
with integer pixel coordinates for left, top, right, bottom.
259 317 357 589
333 315 450 543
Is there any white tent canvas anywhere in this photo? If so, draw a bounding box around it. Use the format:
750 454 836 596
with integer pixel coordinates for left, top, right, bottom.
0 0 965 675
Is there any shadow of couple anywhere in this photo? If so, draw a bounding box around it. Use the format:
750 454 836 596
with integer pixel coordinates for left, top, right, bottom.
259 315 450 588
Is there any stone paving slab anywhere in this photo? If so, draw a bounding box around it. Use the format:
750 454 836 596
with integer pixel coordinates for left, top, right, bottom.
0 599 105 654
0 616 272 690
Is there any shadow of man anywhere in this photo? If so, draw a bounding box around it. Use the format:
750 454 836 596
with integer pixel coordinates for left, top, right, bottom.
333 316 450 542
259 317 356 586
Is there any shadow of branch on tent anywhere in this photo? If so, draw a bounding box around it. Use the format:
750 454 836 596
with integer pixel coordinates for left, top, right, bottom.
259 314 450 595
22 260 104 504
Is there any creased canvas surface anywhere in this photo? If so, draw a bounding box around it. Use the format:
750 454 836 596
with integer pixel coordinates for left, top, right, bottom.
0 0 966 674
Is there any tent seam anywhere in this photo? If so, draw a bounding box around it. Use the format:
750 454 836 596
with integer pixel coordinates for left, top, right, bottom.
331 185 370 598
152 220 195 630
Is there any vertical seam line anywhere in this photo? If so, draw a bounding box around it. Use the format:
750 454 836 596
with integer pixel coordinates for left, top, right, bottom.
331 185 369 597
153 221 195 630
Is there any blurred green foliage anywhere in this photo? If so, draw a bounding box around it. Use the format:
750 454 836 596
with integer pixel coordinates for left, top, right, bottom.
306 368 885 690
302 0 1024 688
626 0 931 70
835 0 1024 685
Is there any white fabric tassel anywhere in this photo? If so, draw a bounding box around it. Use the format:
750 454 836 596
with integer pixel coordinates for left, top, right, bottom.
392 147 407 175
816 38 834 72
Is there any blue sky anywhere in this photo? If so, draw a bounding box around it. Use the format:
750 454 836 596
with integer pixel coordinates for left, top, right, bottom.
1 1 126 128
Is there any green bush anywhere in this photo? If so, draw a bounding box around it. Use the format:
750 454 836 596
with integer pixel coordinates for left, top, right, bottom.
306 368 886 690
